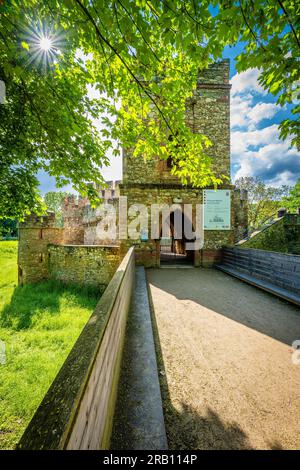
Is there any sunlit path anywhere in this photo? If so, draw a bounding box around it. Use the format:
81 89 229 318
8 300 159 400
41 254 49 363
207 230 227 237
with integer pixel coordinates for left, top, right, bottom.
147 268 300 450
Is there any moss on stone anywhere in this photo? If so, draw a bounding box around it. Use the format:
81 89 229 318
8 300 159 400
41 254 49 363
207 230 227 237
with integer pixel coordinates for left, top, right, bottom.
240 215 300 254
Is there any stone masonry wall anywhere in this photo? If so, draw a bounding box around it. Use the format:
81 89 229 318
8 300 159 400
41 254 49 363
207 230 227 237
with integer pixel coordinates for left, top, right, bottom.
18 60 246 275
188 60 231 177
48 245 120 291
18 213 64 285
119 60 248 267
240 214 300 255
62 195 87 245
120 184 236 267
82 200 120 246
123 60 231 185
18 212 121 288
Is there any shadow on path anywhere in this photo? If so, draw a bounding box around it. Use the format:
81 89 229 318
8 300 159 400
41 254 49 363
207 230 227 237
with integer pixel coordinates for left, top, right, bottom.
147 268 299 449
148 289 252 450
147 268 300 346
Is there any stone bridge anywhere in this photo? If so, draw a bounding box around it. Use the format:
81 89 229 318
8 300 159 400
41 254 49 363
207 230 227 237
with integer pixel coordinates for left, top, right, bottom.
14 56 300 449
18 246 300 450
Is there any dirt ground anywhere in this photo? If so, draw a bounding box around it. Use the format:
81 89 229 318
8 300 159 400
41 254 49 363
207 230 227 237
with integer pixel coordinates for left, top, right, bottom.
147 268 300 450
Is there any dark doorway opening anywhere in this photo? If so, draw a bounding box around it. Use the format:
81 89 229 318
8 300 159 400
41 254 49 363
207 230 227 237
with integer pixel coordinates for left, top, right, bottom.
159 210 194 266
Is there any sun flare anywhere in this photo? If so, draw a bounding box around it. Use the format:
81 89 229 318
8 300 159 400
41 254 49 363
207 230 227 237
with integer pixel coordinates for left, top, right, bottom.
39 36 53 52
21 21 65 70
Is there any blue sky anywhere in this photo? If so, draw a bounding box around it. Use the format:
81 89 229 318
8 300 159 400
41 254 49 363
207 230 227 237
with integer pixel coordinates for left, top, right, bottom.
38 43 299 194
225 43 299 188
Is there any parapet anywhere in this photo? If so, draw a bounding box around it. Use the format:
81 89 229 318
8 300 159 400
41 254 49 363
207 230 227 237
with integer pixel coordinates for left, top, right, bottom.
19 211 58 229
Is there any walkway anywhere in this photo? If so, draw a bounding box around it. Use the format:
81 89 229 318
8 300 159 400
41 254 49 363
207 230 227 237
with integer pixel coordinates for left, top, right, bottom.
147 268 300 450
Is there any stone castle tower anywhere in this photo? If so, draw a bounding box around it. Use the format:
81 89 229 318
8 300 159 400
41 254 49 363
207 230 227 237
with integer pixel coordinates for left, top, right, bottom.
18 59 248 285
120 59 246 267
123 60 231 184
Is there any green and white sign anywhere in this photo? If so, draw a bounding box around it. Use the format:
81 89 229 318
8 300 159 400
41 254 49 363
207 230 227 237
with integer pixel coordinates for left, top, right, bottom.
203 189 231 230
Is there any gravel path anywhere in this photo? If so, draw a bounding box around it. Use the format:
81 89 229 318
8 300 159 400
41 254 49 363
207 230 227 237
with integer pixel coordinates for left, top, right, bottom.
147 268 300 450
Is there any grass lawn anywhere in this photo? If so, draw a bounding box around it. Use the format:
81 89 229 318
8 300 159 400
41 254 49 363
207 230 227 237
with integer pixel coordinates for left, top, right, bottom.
0 240 99 449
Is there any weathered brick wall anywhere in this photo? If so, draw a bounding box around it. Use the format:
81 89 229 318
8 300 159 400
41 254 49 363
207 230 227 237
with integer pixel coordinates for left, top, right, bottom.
48 245 120 291
18 213 64 285
123 60 231 184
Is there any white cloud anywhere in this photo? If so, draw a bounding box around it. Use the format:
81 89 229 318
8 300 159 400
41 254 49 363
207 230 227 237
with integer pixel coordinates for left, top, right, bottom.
231 124 279 156
232 126 300 186
230 92 280 130
231 68 266 97
230 94 252 128
230 69 280 129
268 171 298 187
248 102 279 124
229 69 299 186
